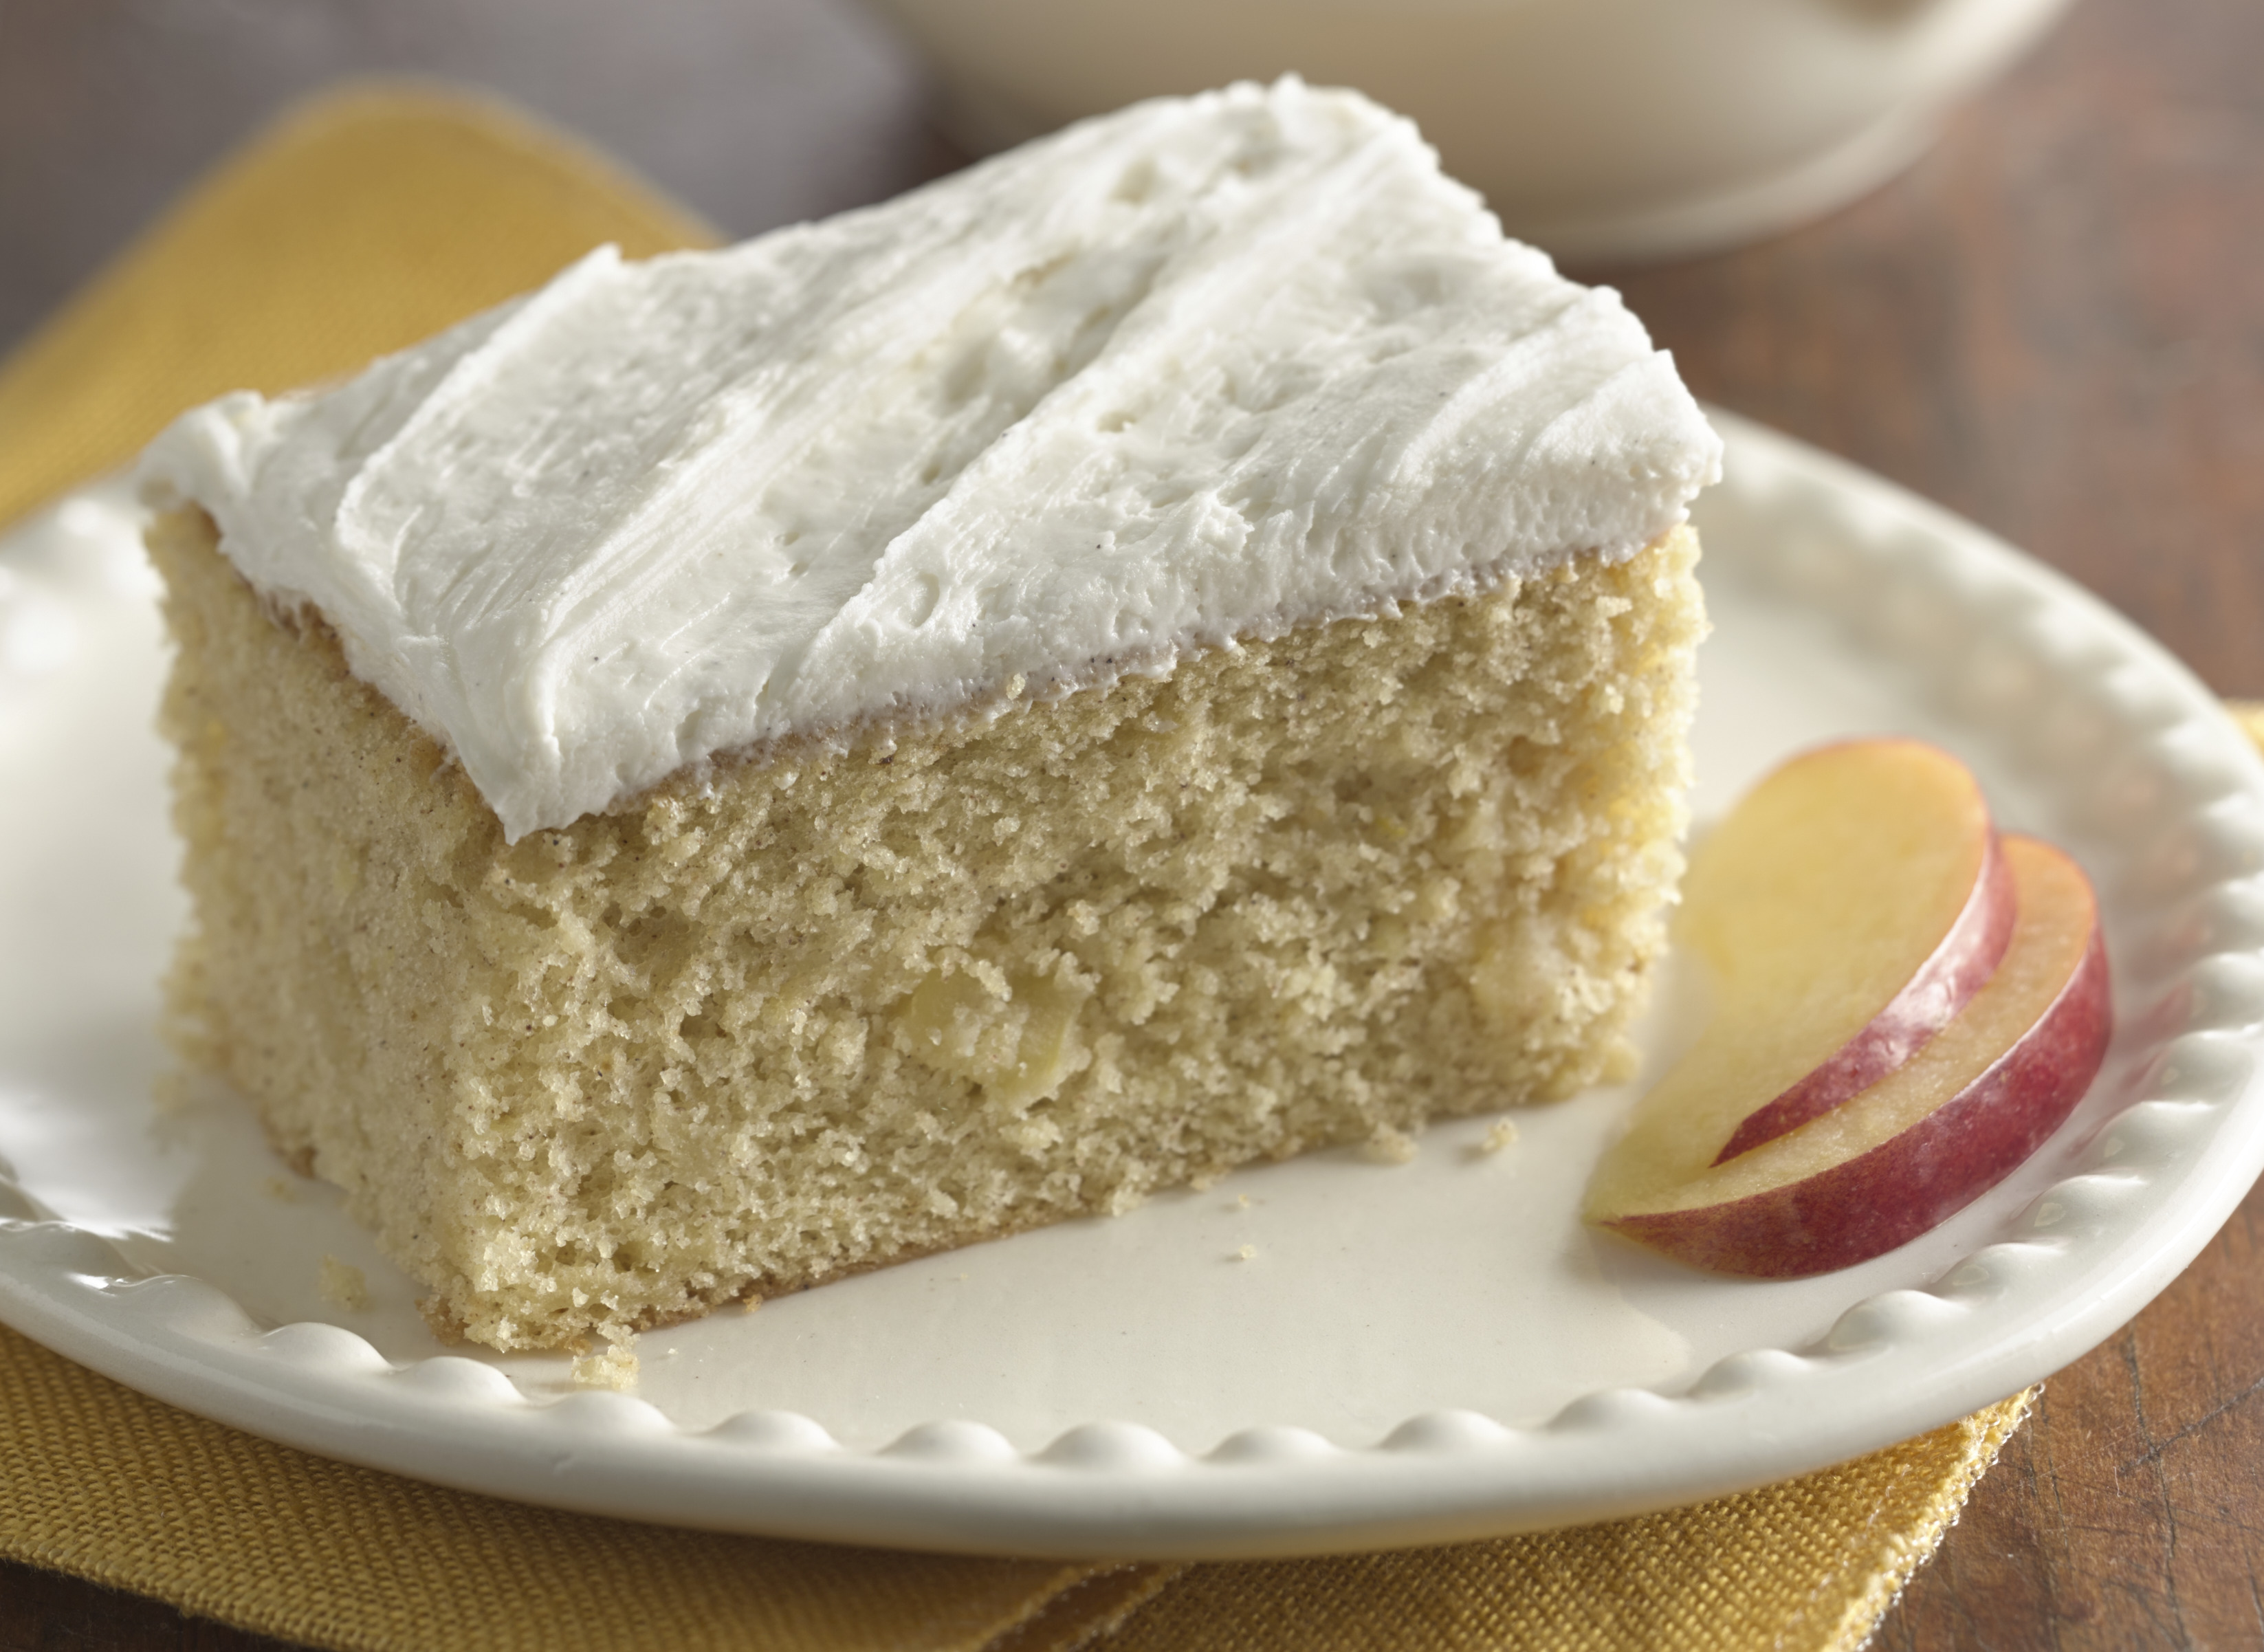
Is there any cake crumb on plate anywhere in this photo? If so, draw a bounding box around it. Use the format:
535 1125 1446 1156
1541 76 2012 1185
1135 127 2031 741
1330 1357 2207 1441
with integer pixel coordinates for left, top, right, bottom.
316 1254 367 1310
1363 1124 1418 1165
572 1340 640 1390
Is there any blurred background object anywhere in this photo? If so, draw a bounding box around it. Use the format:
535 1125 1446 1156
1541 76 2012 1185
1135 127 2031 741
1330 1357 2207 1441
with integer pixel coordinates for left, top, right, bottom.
0 0 961 361
868 0 2076 261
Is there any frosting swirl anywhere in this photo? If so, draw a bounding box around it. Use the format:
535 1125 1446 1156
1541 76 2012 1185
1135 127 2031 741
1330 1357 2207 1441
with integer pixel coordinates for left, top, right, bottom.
142 78 1721 841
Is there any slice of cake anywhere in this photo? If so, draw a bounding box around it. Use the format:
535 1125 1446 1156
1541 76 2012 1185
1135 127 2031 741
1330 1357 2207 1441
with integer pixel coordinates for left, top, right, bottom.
140 79 1720 1353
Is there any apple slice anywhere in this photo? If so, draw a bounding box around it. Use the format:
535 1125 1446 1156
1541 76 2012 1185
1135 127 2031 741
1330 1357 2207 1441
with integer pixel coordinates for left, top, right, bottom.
1585 833 2109 1276
1675 739 2016 1166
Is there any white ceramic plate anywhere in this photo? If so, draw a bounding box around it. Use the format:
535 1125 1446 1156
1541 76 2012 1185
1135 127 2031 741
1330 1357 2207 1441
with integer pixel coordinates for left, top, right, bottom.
3 412 2262 1561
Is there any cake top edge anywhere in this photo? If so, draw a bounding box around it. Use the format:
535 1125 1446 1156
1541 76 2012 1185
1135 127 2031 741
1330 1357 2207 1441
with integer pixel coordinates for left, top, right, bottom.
140 76 1722 842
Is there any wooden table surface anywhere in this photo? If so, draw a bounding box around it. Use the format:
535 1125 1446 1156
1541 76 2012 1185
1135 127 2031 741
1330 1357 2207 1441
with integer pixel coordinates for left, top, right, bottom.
3 0 2262 1646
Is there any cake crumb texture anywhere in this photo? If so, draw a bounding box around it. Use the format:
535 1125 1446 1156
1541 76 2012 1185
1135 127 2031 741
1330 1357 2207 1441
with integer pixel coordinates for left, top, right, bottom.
153 508 1702 1351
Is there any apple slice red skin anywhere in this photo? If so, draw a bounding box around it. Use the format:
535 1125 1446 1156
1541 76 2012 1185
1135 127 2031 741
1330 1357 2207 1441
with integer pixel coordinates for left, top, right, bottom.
1606 921 2110 1279
1714 828 2017 1165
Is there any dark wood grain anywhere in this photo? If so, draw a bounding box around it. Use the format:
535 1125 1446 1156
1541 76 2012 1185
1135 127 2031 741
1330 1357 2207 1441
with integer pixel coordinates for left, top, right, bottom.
0 1555 296 1651
3 0 2261 1646
1607 0 2264 705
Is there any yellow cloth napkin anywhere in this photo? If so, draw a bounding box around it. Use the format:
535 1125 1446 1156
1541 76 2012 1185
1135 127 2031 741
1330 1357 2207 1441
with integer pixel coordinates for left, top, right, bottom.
0 83 2036 1650
0 1322 2027 1652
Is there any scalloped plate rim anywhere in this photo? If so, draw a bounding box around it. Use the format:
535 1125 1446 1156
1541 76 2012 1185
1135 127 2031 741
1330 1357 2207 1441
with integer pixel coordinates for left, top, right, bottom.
2 409 2261 1559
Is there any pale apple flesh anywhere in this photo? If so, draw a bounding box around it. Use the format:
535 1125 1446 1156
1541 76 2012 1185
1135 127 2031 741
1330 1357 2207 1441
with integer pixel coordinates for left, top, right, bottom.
1656 738 2016 1174
1715 828 2014 1163
1585 835 2109 1278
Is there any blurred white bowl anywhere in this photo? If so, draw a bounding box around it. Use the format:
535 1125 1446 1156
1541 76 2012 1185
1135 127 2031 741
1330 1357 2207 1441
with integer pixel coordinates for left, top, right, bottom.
867 0 2074 263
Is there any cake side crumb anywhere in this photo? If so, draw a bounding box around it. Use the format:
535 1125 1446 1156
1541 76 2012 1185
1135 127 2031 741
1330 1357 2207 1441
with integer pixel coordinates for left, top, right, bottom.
153 507 1704 1351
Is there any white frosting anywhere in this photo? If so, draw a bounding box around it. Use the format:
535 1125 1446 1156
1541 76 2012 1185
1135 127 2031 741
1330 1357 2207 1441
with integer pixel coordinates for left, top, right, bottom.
140 79 1722 842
